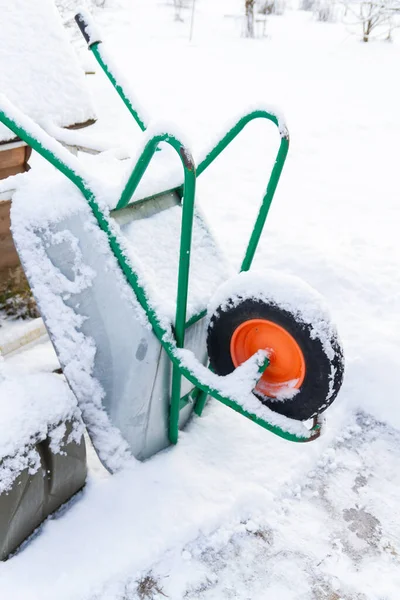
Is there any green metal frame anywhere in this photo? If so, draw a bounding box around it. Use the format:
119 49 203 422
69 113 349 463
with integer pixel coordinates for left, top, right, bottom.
0 25 322 444
90 42 147 132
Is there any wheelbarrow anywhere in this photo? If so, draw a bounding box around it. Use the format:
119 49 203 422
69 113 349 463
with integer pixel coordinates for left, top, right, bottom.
0 12 344 472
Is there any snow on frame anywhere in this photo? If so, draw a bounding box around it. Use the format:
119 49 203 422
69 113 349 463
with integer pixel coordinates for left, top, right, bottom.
0 94 97 197
195 101 289 170
10 167 139 472
174 346 318 438
0 0 95 143
0 91 200 211
207 269 339 362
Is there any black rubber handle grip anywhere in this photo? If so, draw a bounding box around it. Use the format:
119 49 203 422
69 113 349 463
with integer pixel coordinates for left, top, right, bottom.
75 12 102 47
75 13 91 44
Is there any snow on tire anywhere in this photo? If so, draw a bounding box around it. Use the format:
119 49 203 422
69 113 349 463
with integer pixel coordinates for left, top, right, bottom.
206 271 344 421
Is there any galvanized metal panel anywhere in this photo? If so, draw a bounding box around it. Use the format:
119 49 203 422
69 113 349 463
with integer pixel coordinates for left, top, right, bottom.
16 192 212 466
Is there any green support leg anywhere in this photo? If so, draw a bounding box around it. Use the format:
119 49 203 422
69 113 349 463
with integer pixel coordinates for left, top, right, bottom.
194 388 208 416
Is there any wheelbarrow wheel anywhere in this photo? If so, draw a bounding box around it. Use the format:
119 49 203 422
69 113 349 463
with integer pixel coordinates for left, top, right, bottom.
207 282 344 421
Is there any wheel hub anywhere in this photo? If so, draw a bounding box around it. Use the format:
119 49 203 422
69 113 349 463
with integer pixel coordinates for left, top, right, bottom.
230 319 306 397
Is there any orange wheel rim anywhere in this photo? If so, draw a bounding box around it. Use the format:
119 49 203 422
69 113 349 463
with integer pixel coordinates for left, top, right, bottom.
230 319 306 397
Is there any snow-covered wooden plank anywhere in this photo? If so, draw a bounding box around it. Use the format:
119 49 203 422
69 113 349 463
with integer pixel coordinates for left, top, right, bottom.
0 317 47 357
0 0 96 143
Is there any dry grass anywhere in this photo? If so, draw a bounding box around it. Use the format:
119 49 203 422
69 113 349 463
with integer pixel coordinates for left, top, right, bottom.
135 574 166 600
0 268 39 320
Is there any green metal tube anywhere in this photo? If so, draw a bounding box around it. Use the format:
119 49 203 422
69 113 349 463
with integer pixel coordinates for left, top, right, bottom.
193 388 208 416
115 131 197 445
168 151 196 444
241 137 289 271
169 366 182 444
174 169 196 347
197 109 288 177
197 109 289 272
91 42 147 132
116 137 161 209
116 134 195 211
185 308 207 329
114 131 196 348
0 107 90 199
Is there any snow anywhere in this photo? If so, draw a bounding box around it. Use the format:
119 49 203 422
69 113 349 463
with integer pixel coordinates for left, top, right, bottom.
1 0 400 598
118 204 231 322
0 380 334 600
0 172 25 199
152 416 400 599
0 93 95 194
42 120 129 155
0 0 95 142
0 317 45 356
0 358 83 493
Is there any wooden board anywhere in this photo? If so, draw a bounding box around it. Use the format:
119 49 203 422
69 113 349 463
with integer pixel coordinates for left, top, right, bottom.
0 145 31 179
0 200 19 272
0 146 34 312
0 144 31 279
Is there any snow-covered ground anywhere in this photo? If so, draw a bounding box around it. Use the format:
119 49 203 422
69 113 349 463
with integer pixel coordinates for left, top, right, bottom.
1 0 400 598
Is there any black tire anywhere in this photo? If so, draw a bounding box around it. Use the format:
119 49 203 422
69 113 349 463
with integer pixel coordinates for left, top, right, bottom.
207 297 344 421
